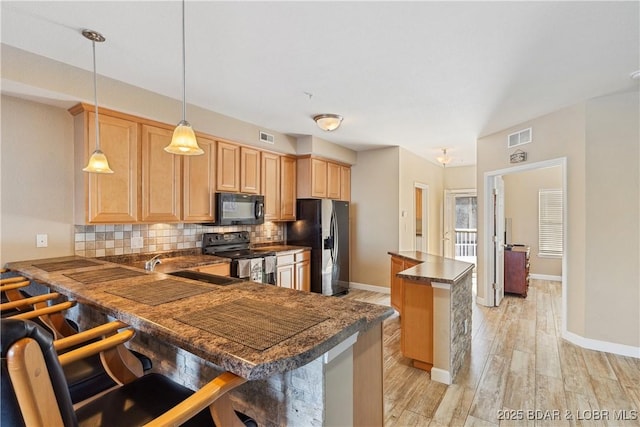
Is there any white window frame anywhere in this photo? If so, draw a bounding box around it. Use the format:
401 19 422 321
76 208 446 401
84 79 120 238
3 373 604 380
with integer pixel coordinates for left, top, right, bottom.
539 188 563 258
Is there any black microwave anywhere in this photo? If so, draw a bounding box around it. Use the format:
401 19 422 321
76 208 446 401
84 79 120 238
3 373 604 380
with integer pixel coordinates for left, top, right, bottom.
213 193 264 225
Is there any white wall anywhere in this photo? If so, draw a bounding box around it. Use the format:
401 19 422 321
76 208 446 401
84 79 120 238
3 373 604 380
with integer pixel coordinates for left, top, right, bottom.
350 147 399 288
398 148 444 254
1 96 75 263
503 166 563 277
444 165 476 190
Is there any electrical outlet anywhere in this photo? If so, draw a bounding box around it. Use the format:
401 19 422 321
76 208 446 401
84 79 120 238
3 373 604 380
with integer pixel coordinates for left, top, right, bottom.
464 319 469 335
36 234 48 248
131 236 144 249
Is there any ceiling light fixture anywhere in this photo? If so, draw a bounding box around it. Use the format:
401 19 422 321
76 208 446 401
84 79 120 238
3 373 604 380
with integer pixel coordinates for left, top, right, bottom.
437 148 452 167
164 0 204 155
631 70 640 80
82 29 113 174
314 114 343 132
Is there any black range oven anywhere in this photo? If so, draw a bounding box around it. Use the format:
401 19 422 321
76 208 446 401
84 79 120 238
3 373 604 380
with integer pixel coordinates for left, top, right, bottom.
202 231 276 285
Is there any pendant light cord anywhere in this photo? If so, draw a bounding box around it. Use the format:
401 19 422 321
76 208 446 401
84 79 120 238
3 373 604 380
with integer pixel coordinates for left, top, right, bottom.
181 0 186 122
92 39 100 151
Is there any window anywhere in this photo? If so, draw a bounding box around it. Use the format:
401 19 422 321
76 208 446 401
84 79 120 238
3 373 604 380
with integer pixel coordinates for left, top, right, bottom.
539 189 563 257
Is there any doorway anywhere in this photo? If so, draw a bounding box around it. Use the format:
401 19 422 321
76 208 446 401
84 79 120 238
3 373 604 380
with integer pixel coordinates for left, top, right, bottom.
415 183 428 252
483 158 567 315
443 189 477 265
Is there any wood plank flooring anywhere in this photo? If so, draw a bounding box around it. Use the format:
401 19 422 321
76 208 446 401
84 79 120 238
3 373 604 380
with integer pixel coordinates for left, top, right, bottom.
345 280 640 426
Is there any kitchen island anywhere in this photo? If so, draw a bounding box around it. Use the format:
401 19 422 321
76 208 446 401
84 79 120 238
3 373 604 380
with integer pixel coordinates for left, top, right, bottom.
6 255 392 426
389 251 474 385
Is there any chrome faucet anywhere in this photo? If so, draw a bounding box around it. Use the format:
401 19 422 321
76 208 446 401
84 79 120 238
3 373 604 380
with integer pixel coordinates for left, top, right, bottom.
144 254 162 271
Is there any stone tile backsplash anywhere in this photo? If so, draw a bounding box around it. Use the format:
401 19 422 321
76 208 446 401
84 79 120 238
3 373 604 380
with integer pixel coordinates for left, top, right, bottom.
74 222 284 258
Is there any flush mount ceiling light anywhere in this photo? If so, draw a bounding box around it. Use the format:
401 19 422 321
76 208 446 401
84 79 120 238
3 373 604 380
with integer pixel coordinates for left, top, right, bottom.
82 29 114 174
164 0 204 155
437 148 452 167
631 70 640 80
314 114 343 132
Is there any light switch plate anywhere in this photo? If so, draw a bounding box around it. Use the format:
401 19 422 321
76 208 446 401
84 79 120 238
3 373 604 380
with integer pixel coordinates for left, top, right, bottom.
36 234 48 248
131 236 144 249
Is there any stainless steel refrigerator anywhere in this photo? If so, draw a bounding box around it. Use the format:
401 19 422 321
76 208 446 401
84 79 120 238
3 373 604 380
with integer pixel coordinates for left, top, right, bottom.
286 199 349 296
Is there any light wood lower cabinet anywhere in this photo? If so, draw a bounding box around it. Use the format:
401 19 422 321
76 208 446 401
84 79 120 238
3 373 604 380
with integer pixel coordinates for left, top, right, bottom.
196 263 230 277
276 251 310 291
390 256 420 314
401 279 434 370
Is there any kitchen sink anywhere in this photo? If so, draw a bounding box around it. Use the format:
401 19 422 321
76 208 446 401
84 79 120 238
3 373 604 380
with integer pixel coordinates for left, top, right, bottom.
168 270 244 286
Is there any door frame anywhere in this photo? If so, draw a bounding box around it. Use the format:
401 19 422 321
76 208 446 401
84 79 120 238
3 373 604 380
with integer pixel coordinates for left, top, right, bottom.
443 189 477 259
482 157 567 318
415 182 429 252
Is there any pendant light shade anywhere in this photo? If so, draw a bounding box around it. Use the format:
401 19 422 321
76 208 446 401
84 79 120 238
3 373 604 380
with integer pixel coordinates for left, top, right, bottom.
437 148 452 167
82 29 114 174
165 0 204 156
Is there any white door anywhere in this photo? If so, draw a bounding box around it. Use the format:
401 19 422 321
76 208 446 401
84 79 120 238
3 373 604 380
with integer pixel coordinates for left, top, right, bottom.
493 176 505 306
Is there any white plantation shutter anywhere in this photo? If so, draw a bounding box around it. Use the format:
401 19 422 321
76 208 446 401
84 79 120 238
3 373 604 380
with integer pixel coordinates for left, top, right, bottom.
539 189 563 257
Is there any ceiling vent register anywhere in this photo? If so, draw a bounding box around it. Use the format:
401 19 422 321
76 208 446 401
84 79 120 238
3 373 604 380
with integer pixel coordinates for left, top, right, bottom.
507 127 532 148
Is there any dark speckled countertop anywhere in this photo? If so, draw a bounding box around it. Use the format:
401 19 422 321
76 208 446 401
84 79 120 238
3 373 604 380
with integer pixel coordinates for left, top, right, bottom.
6 256 392 380
388 251 474 284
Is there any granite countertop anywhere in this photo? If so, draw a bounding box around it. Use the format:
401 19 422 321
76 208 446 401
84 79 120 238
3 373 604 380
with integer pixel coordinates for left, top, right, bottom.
388 251 474 284
6 256 392 381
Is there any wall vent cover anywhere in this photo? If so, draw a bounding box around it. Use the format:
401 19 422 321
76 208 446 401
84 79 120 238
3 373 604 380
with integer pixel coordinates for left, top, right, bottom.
259 131 275 144
507 128 532 148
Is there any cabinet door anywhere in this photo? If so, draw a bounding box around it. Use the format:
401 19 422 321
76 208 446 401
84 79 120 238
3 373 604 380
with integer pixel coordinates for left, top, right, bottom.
390 256 405 312
401 280 433 366
340 166 351 201
280 156 297 220
311 158 328 198
277 264 295 288
216 141 240 192
197 263 230 276
85 113 139 223
141 125 181 222
327 162 341 199
295 255 311 292
261 152 280 220
183 137 215 222
240 147 260 194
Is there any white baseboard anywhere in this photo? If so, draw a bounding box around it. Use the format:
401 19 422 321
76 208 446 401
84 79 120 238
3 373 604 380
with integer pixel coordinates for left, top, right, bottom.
563 330 640 359
475 296 489 306
530 274 562 282
349 282 390 294
430 367 451 385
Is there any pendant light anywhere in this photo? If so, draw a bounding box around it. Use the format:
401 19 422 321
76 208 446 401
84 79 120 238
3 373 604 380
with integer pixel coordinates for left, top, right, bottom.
164 0 204 155
82 29 114 174
437 148 452 167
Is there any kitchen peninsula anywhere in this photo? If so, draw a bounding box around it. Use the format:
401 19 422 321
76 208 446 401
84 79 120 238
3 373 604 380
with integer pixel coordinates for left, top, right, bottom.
389 251 474 385
6 255 392 426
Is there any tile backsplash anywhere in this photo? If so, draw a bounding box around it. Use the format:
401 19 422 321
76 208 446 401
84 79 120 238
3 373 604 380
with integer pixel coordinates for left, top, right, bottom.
74 222 284 258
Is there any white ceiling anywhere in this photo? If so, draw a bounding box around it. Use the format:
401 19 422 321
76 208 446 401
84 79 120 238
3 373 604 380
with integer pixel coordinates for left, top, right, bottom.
2 1 638 166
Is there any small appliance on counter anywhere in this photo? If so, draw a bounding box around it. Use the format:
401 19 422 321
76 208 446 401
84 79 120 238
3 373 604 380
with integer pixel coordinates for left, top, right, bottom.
206 193 264 226
201 231 276 284
286 199 350 296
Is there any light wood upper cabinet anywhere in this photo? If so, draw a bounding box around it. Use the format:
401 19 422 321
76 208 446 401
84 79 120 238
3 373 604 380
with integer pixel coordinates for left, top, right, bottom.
297 156 351 201
240 147 261 194
73 108 139 224
183 136 215 222
340 166 351 202
261 152 280 221
327 162 341 199
141 125 181 223
280 156 297 221
216 141 240 192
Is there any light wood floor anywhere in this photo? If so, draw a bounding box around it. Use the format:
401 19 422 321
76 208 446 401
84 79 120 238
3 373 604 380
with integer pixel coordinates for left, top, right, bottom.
346 280 640 426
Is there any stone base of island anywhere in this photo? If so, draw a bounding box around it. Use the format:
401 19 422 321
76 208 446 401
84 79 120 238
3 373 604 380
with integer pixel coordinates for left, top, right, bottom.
389 251 474 385
5 256 393 426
